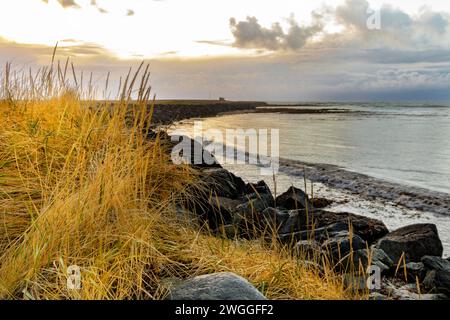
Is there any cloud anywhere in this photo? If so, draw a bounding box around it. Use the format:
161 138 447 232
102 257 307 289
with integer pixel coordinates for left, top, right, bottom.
195 39 231 47
229 14 323 51
42 0 108 12
0 37 114 66
90 0 108 13
41 0 80 9
331 0 450 50
59 0 79 8
14 0 450 101
228 0 450 53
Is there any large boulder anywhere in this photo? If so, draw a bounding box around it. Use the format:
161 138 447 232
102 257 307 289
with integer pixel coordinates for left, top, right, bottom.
402 262 427 282
236 193 274 217
294 240 322 260
200 168 246 199
311 197 333 209
422 255 450 271
279 221 349 245
314 211 388 244
275 186 311 210
422 256 450 295
203 196 244 230
278 209 316 234
321 231 366 263
169 134 222 169
374 224 443 264
259 207 290 231
244 180 272 196
168 272 266 300
234 193 275 237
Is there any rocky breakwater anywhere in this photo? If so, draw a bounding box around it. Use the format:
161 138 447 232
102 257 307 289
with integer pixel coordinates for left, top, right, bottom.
148 101 264 126
151 131 450 300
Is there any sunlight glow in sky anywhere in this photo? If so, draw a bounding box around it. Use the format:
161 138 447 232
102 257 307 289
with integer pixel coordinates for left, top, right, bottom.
1 0 450 101
0 0 447 58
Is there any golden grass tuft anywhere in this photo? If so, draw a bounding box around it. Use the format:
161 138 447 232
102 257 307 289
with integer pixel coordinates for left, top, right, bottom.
0 59 359 300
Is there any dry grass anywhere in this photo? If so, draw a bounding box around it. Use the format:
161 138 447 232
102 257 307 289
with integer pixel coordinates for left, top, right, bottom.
0 58 360 300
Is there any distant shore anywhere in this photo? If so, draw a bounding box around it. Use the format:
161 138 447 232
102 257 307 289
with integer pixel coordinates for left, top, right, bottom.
149 100 264 125
148 100 362 125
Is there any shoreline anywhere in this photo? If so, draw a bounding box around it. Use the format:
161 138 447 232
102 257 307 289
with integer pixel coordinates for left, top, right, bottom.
162 103 450 254
155 130 450 299
154 102 449 216
279 158 450 216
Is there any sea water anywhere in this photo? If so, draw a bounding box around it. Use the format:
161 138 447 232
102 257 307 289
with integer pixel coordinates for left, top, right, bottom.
170 102 450 254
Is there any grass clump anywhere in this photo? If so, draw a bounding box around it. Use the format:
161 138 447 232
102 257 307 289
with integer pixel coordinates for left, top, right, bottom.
0 59 357 300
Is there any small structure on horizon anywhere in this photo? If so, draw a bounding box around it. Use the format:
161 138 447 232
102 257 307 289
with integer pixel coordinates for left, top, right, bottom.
219 97 226 101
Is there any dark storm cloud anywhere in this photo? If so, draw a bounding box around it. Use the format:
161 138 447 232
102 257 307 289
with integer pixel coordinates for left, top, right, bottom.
332 0 450 49
229 14 323 51
229 0 450 53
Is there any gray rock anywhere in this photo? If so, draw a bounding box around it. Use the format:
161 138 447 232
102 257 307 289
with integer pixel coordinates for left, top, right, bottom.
421 256 450 295
422 255 450 272
192 169 247 229
275 186 311 210
403 262 426 282
315 211 388 244
294 240 322 260
311 197 333 209
369 292 388 300
352 248 394 274
259 207 290 231
278 221 349 245
386 282 447 300
201 168 246 199
169 135 222 169
278 209 316 234
168 272 267 300
205 196 243 229
342 273 366 291
235 193 274 229
375 224 443 264
236 193 274 216
244 180 272 197
321 231 366 263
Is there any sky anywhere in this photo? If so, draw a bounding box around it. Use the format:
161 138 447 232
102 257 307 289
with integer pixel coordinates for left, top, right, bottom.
0 0 450 101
